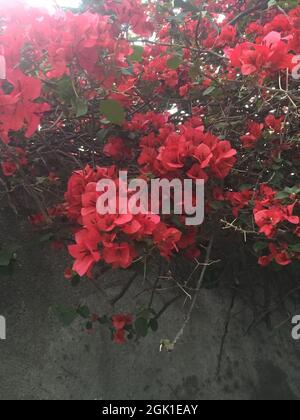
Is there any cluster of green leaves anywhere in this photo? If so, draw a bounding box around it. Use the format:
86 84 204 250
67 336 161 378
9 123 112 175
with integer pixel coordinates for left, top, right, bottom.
52 301 159 342
0 245 18 276
53 76 126 125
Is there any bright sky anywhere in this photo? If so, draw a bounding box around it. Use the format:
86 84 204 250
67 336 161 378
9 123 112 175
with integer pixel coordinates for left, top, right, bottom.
0 0 81 11
28 0 81 10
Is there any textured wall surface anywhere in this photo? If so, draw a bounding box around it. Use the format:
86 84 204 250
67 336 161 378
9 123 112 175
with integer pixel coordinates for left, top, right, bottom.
0 210 300 400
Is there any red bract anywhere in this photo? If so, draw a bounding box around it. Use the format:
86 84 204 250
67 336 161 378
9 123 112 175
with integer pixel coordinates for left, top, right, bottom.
65 165 116 221
265 114 284 133
1 161 17 177
0 70 50 142
104 0 154 36
153 224 182 259
260 243 292 267
227 37 294 79
227 190 254 217
68 229 101 276
103 137 132 161
138 115 236 180
64 268 74 280
240 121 264 149
112 314 133 330
103 242 136 269
113 328 126 345
111 313 133 344
254 208 282 238
218 25 237 46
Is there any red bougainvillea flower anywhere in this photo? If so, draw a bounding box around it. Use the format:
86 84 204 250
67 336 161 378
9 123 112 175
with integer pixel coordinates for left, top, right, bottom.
227 43 269 76
111 314 133 344
1 161 17 176
240 121 264 149
64 268 74 280
65 165 116 221
0 69 50 142
133 214 160 238
265 114 284 133
113 328 126 345
103 242 136 269
259 242 293 267
227 36 293 79
218 25 237 46
153 224 182 259
254 208 283 238
179 84 190 97
157 134 186 171
104 137 132 161
187 164 208 181
269 243 292 266
112 314 133 330
210 141 237 179
193 143 213 168
282 203 300 225
68 229 101 276
258 255 273 267
227 189 254 217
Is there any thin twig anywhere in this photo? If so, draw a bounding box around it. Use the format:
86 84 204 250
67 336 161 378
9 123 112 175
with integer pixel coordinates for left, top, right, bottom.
171 236 214 348
110 272 138 306
216 290 236 377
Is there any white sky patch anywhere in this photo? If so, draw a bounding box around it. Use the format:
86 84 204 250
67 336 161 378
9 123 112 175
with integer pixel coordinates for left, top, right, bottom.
0 0 81 12
28 0 81 10
169 105 178 115
217 14 226 24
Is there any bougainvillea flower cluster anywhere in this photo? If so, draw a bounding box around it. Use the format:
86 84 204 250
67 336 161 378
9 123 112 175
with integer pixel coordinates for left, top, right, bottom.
0 0 299 286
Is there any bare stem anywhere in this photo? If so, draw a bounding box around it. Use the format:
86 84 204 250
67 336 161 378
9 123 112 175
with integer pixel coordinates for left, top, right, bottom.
171 236 214 348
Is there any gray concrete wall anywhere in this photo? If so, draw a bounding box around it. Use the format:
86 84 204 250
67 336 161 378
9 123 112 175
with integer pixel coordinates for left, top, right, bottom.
0 210 300 400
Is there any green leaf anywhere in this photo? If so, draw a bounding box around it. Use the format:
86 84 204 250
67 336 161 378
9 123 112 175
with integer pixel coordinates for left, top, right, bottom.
167 55 182 70
134 317 149 337
239 184 253 191
73 97 88 117
51 305 78 327
0 248 16 266
149 318 159 332
210 201 224 210
86 321 93 330
129 45 144 63
121 67 134 76
77 305 90 319
174 0 199 12
100 99 125 126
137 307 151 319
285 186 300 195
96 128 111 144
203 86 216 96
56 76 75 103
289 244 300 253
253 242 268 253
275 191 290 200
268 0 277 8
